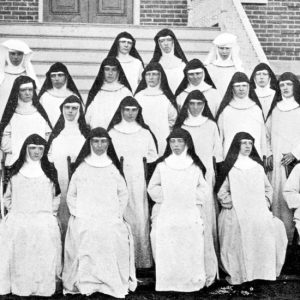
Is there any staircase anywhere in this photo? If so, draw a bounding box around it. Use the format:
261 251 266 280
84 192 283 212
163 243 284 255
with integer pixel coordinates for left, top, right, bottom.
0 23 220 101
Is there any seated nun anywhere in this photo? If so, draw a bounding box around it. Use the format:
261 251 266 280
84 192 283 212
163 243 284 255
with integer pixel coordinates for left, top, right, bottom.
0 134 61 297
215 132 287 286
148 128 218 292
63 127 137 298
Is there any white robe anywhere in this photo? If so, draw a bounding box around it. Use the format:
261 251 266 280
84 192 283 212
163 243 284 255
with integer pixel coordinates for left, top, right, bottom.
1 111 51 166
176 85 222 117
135 89 177 156
85 84 132 129
206 64 238 99
148 162 218 291
255 88 276 121
0 173 61 296
283 164 300 239
48 126 85 240
218 164 287 284
63 162 137 298
109 126 158 268
182 119 223 252
218 101 267 159
118 56 143 93
267 104 300 243
40 89 73 127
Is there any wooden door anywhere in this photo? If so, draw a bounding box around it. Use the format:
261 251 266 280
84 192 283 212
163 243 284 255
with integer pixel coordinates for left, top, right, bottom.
43 0 133 24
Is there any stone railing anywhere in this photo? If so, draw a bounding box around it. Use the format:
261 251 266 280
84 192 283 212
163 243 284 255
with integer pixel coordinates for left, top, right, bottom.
188 0 268 74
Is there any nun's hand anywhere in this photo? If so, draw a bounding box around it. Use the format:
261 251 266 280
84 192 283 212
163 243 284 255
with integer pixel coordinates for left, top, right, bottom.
221 202 233 209
266 155 273 171
281 153 296 166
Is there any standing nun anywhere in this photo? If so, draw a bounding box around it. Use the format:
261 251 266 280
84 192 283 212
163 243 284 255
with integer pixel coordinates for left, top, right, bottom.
250 62 278 121
148 128 218 292
0 39 38 120
107 32 144 93
38 62 83 127
150 28 187 93
266 72 300 244
216 72 266 159
63 127 137 298
175 59 222 116
205 33 244 98
135 62 178 155
0 134 61 296
47 95 89 240
215 132 287 285
0 76 52 166
174 90 222 251
108 96 158 269
85 56 132 129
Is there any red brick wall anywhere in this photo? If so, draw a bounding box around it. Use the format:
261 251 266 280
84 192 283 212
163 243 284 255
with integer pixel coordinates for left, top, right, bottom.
0 0 38 22
243 0 300 60
140 0 188 26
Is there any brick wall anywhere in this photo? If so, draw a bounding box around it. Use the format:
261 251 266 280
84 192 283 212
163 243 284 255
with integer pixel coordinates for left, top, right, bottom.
140 0 188 26
0 0 38 22
243 0 300 61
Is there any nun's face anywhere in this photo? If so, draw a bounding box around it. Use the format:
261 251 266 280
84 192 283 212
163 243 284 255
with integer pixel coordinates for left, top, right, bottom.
239 139 253 157
279 80 294 98
158 36 174 54
145 70 160 88
122 106 139 122
19 82 34 103
90 137 109 156
118 38 133 55
50 72 67 89
233 82 249 99
255 70 270 88
9 50 24 66
104 65 119 83
217 46 231 60
63 103 80 122
187 69 204 86
169 138 186 155
188 100 204 117
28 145 44 161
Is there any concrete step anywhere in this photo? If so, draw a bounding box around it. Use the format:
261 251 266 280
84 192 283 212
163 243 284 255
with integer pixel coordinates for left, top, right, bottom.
0 23 220 101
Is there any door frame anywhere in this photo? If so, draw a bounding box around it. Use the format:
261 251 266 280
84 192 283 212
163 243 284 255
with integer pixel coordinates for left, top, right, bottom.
39 0 140 24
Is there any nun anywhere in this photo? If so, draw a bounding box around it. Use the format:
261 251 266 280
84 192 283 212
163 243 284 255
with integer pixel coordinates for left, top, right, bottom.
266 72 300 244
174 90 222 251
215 132 287 285
108 96 158 269
205 33 244 98
63 127 137 298
0 39 39 120
0 134 61 296
47 95 89 240
175 59 222 116
150 28 187 93
250 62 278 121
148 128 218 292
216 72 266 159
38 62 83 127
135 62 178 155
107 31 144 92
0 76 52 166
85 56 132 129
